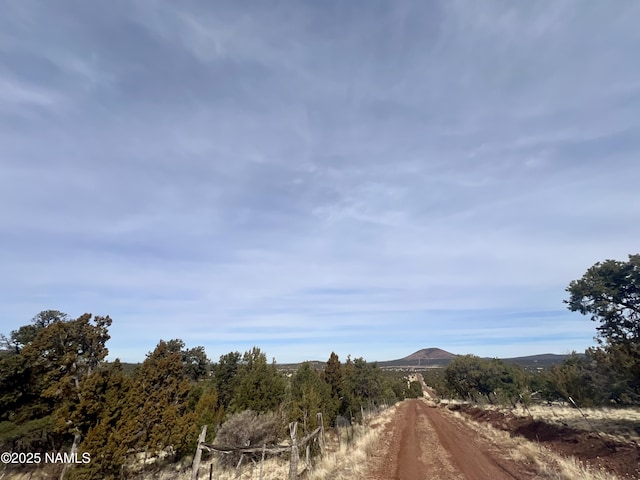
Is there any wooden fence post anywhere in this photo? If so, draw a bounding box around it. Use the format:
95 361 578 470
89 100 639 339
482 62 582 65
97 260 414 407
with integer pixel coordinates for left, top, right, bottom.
259 444 266 480
59 429 81 480
288 422 299 480
317 413 325 458
191 425 207 480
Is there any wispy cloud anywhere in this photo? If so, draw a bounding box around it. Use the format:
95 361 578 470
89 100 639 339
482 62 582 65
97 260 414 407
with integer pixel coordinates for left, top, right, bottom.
1 0 639 363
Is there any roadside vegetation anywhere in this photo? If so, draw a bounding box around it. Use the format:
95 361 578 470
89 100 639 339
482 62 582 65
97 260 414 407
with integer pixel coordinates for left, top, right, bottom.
427 254 640 480
0 253 637 479
425 254 640 410
445 405 626 480
0 313 420 479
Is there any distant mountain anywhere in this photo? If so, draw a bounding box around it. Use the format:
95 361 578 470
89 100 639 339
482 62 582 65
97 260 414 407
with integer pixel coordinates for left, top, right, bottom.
379 347 457 368
276 349 577 371
404 348 457 361
379 348 576 369
502 353 584 369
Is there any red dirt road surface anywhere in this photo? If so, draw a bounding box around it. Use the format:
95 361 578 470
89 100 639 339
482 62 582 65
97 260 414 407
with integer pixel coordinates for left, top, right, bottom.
369 400 535 480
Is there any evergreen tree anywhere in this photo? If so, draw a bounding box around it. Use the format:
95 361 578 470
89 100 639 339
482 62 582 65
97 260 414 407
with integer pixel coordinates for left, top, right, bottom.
444 355 526 404
193 385 225 443
118 340 197 459
290 362 331 431
0 313 112 454
211 351 241 409
346 358 384 406
323 352 344 420
231 347 286 413
565 254 640 403
71 360 133 480
1 310 69 353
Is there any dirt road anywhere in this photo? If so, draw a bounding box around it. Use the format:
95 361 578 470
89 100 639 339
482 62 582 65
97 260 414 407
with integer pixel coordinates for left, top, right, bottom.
369 400 534 480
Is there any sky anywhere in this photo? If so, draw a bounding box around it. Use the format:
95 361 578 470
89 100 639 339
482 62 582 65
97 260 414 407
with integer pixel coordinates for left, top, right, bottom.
1 1 639 364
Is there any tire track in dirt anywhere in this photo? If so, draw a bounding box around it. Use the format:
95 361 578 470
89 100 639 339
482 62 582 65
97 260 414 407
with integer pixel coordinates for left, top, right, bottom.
395 400 422 479
369 400 534 480
418 401 526 480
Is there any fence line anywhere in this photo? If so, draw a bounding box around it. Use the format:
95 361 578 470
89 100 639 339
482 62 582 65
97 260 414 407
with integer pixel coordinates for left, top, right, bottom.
191 413 325 480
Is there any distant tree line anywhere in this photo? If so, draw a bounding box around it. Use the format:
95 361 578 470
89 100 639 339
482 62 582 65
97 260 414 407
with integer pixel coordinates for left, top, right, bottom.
0 312 420 479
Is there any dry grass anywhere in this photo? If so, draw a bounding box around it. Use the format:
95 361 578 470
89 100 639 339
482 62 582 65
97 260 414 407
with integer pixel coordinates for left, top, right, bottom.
463 402 640 445
6 401 632 480
0 406 399 480
121 404 639 480
196 456 290 480
180 404 399 480
446 408 626 480
522 404 640 444
537 456 623 480
439 399 640 444
308 404 399 480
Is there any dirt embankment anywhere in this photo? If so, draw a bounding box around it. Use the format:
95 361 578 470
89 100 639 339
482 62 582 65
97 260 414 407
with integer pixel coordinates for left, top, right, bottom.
450 404 640 479
368 400 535 480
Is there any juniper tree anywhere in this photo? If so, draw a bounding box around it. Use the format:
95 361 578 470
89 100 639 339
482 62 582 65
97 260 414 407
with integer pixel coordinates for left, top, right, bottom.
290 362 331 431
211 351 241 409
323 352 344 419
72 360 133 480
566 254 640 403
231 347 286 413
118 339 197 458
444 355 526 404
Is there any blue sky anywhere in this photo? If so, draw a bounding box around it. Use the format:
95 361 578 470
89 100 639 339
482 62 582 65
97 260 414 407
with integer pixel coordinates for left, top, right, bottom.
1 1 639 363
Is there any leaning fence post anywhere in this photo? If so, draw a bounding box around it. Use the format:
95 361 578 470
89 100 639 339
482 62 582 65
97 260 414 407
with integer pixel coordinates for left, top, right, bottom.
191 425 207 480
568 396 613 450
568 397 594 430
289 422 299 480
